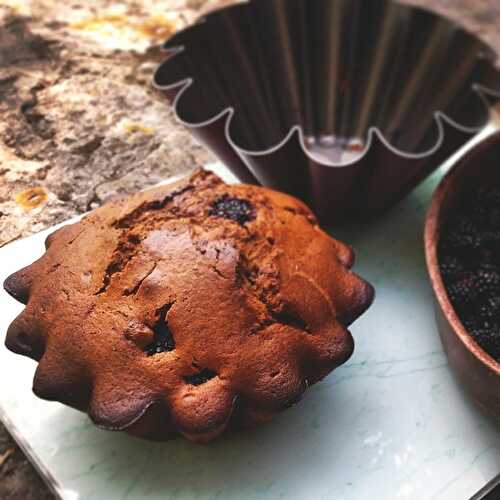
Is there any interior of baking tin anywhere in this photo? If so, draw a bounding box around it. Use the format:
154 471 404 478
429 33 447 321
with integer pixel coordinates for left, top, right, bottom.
156 0 500 162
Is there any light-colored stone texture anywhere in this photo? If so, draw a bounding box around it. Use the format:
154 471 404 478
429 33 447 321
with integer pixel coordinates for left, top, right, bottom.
0 0 233 247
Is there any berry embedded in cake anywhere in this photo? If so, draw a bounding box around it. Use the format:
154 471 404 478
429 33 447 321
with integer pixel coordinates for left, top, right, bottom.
439 187 500 362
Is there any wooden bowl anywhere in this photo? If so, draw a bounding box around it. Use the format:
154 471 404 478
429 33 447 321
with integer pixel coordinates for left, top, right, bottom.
424 131 500 421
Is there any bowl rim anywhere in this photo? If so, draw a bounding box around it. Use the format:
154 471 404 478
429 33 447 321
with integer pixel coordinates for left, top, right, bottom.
153 0 500 167
424 130 500 376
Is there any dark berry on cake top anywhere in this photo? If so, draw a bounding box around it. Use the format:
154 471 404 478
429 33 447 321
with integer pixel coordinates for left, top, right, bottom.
210 196 256 225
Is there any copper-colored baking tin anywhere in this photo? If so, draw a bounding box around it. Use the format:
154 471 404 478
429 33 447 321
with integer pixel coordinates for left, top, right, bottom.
425 130 500 422
154 0 500 223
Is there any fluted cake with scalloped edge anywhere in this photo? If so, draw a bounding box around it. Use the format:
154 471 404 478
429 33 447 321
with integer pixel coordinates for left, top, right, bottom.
3 170 374 442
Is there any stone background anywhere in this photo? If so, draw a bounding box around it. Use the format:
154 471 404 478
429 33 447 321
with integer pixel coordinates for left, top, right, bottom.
1 0 500 498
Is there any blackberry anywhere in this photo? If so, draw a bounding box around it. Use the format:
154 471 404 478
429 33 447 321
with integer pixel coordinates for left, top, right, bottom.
477 297 500 323
210 197 256 225
461 315 481 334
470 326 500 362
487 209 500 231
477 248 498 271
473 270 500 296
484 230 500 254
183 369 217 386
446 273 478 307
441 217 482 251
469 188 500 216
467 188 488 217
439 254 464 282
146 304 175 356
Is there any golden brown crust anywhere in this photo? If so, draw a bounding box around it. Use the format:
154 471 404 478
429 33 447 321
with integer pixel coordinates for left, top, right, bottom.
4 169 374 442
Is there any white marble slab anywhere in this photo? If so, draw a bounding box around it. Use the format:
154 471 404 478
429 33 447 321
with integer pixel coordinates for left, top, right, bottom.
0 157 499 500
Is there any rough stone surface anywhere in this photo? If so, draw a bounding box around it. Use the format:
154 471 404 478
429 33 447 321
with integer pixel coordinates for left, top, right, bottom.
1 0 500 498
0 0 241 248
0 428 53 500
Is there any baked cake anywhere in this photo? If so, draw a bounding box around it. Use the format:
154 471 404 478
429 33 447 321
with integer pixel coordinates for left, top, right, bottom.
4 170 374 442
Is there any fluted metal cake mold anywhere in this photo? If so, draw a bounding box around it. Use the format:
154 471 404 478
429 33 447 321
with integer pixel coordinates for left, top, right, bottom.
154 0 500 222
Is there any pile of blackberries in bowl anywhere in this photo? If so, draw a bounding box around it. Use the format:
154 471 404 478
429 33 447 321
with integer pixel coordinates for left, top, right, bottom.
425 131 500 422
439 187 500 361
